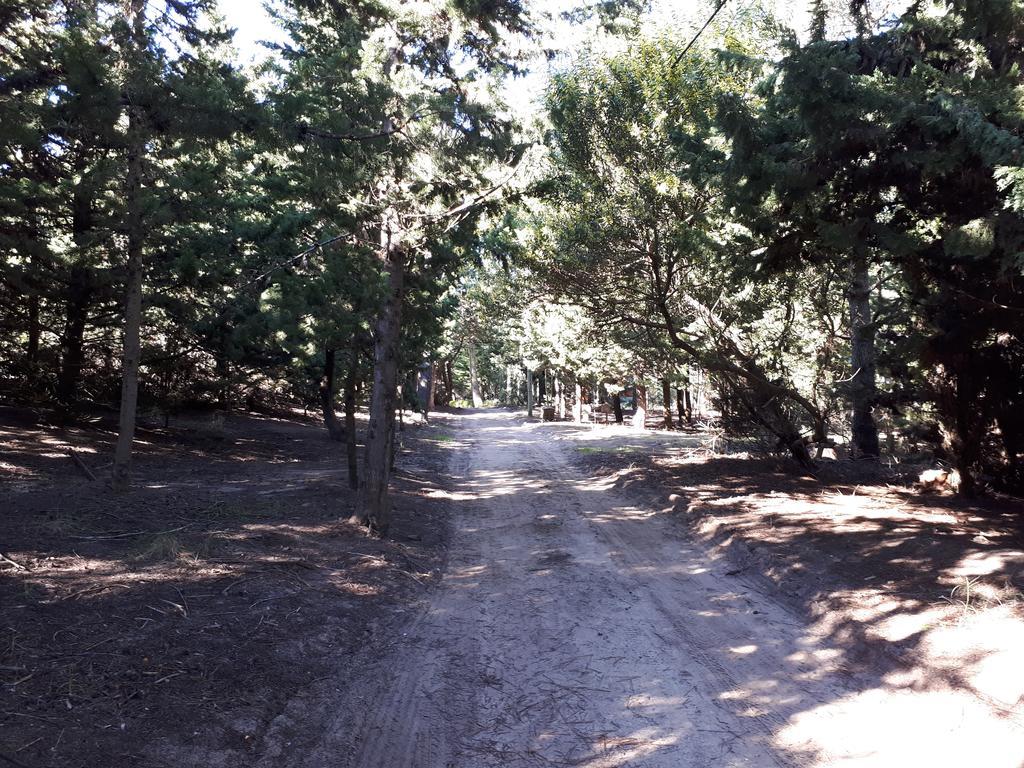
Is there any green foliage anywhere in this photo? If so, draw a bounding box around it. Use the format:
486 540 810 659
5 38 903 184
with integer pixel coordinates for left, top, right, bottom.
724 0 1024 488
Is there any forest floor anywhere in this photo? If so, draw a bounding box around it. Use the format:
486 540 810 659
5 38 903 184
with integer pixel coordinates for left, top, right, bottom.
3 407 1024 767
0 405 452 768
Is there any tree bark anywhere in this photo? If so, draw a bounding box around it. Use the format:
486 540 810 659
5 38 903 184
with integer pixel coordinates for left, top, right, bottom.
661 378 673 429
344 350 359 490
26 285 39 371
555 377 565 419
443 359 454 405
685 388 693 423
676 388 686 428
848 253 879 457
214 322 231 410
320 347 344 441
428 361 437 412
573 380 583 422
612 391 623 424
56 265 92 409
112 3 147 492
538 370 546 403
352 247 404 534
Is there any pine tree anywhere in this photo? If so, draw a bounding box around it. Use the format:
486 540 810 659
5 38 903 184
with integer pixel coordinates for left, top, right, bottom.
271 0 532 533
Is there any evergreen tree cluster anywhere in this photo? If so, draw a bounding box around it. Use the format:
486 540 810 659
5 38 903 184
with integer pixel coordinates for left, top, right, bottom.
523 0 1024 492
1 0 529 510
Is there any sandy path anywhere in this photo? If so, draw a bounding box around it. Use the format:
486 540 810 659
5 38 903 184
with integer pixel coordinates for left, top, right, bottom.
257 410 1024 768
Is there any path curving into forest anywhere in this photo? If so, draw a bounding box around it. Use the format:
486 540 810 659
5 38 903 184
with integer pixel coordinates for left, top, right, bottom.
258 410 1024 768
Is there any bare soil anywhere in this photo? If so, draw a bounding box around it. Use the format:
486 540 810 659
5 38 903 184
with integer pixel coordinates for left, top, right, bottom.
4 407 1024 767
1 406 451 768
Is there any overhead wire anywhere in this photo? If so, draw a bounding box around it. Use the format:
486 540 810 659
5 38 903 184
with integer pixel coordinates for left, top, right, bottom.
671 0 729 67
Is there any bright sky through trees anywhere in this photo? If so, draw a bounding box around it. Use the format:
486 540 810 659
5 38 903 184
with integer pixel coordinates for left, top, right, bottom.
216 1 834 110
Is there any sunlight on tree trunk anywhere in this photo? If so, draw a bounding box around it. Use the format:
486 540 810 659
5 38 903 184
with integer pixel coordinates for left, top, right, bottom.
632 382 648 430
353 246 404 535
112 2 147 492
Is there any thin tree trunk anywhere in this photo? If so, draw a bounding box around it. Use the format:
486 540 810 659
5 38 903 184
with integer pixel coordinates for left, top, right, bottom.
632 382 648 430
344 350 358 490
612 392 623 424
392 408 401 470
573 380 583 422
56 266 92 409
112 5 147 492
444 359 454 405
505 364 513 406
26 286 39 370
111 208 144 490
215 323 231 410
526 368 534 417
428 361 437 411
468 340 483 407
352 247 404 534
320 347 344 441
555 377 565 419
685 388 693 423
676 388 686 428
848 253 879 457
661 378 673 429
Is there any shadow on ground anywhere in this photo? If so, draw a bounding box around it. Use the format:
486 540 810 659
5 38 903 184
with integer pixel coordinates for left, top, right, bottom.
0 408 451 768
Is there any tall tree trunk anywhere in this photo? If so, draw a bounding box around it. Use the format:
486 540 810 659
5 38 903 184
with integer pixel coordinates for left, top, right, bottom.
848 253 879 457
428 361 437 412
444 359 454 405
26 286 39 371
112 1 147 492
505 364 513 406
661 378 673 429
676 388 686 428
632 382 648 430
111 190 144 491
573 379 583 422
352 248 404 534
344 350 359 491
526 368 534 417
538 370 546 403
56 265 92 409
555 377 565 419
215 322 231 410
320 347 344 441
468 340 483 407
685 388 693 423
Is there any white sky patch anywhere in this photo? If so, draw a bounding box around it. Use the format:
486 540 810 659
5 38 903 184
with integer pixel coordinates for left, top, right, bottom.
216 0 913 113
220 0 287 65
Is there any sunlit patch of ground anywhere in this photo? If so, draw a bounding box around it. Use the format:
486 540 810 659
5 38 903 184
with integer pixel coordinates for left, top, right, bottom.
556 410 1024 756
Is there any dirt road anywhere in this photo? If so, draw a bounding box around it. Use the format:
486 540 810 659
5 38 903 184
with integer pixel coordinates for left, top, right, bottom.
257 411 1024 768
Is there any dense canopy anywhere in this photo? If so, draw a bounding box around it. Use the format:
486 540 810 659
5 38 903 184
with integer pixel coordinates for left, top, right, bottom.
3 0 1024 524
